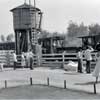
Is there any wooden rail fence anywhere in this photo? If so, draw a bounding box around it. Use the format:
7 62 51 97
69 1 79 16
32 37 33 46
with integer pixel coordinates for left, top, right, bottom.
0 50 98 70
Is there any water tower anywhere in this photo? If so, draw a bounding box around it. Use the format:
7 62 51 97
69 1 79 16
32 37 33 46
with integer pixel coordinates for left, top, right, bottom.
10 1 42 54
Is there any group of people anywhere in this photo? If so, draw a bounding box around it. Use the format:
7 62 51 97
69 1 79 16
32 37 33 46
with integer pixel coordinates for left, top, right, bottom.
77 46 94 73
77 45 100 82
12 50 34 70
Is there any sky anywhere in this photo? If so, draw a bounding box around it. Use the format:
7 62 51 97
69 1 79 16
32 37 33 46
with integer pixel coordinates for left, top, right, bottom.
0 0 100 36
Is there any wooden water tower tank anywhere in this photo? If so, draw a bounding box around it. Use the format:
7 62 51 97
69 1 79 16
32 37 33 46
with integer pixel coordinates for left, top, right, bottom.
11 3 42 54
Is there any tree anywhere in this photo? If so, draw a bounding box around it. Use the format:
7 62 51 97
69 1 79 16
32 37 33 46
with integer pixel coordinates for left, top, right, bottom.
89 24 100 35
0 34 5 42
66 21 88 47
67 21 79 38
6 34 14 42
78 23 89 36
52 32 59 37
40 30 51 38
67 21 88 38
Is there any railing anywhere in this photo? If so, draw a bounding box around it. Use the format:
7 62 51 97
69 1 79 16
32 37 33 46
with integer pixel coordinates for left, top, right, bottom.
0 50 98 69
41 52 98 69
0 50 14 65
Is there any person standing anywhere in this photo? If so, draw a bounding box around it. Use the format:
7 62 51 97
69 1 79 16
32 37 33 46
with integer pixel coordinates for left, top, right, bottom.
92 52 100 83
77 48 83 73
28 50 34 70
84 46 94 73
24 52 29 68
36 44 42 67
21 52 26 68
12 51 17 70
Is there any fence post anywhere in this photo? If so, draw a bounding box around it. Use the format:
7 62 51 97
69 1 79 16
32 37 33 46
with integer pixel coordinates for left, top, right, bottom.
93 83 96 94
30 77 33 85
5 80 7 88
47 77 49 86
62 52 65 68
64 80 66 89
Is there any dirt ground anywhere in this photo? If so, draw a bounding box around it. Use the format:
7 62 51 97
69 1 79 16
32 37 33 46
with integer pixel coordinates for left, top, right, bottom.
0 67 99 99
0 85 100 99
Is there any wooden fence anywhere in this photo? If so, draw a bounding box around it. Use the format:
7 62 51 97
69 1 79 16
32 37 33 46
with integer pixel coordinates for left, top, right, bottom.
0 50 98 69
41 52 97 69
0 50 14 66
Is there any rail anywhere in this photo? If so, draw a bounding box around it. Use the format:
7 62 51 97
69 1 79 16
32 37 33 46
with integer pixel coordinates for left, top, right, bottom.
0 50 98 69
41 52 97 69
